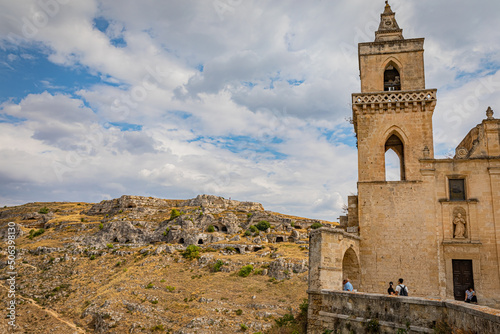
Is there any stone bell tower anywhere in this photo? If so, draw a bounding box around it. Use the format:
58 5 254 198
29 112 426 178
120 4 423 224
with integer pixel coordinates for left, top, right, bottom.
352 1 437 183
352 1 440 294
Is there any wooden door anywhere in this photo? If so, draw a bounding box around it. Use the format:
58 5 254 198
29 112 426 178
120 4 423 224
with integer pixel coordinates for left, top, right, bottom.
452 259 474 300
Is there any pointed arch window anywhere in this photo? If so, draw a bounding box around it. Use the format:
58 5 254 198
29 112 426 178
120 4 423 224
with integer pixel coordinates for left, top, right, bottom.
385 133 405 181
384 63 401 91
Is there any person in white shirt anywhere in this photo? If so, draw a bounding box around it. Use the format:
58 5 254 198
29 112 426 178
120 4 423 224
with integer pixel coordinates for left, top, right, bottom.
395 278 409 296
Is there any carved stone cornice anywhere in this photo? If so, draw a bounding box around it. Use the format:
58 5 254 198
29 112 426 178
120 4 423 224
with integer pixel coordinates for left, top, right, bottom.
351 89 437 131
352 89 436 109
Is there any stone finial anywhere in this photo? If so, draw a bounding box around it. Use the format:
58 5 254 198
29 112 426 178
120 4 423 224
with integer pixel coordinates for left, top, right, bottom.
384 1 393 14
486 106 494 120
375 1 403 41
423 146 430 159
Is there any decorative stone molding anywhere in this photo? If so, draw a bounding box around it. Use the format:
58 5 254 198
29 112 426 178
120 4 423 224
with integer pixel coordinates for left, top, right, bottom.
352 90 437 131
353 89 435 104
455 147 468 159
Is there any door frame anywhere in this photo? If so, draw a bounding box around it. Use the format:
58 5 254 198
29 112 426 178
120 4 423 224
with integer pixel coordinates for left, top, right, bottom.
443 248 481 300
452 259 474 300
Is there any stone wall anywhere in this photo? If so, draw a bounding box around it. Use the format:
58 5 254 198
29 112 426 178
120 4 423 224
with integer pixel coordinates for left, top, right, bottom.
308 228 360 292
308 290 500 334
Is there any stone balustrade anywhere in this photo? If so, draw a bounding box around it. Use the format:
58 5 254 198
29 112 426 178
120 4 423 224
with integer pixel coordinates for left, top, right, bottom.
307 290 500 334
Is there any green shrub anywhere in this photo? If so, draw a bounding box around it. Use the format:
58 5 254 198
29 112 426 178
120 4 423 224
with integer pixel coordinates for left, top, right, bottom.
249 225 259 233
99 223 104 230
39 206 49 214
106 243 113 249
28 228 45 240
244 230 252 236
166 286 175 292
151 324 165 331
207 225 215 233
80 218 85 222
268 299 308 333
145 283 154 289
240 324 248 331
182 245 200 260
238 265 253 277
275 313 295 327
299 299 308 315
212 260 224 272
311 222 323 229
151 300 158 304
225 246 237 252
254 268 263 275
169 209 181 220
366 318 380 333
89 255 96 260
255 220 271 231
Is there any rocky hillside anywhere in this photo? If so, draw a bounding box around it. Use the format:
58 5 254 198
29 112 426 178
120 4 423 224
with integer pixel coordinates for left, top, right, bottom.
0 195 336 334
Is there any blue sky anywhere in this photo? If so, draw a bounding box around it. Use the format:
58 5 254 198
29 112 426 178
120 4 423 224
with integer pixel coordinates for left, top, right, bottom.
1 0 500 220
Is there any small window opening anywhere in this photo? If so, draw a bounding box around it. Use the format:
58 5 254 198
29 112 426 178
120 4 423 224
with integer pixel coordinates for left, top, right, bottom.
385 134 405 181
449 179 466 201
384 65 401 91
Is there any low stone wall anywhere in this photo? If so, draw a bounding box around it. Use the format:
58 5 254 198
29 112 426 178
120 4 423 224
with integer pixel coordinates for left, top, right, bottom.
308 290 500 334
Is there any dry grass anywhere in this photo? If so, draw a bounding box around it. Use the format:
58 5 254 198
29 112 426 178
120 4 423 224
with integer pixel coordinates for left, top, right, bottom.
0 201 310 333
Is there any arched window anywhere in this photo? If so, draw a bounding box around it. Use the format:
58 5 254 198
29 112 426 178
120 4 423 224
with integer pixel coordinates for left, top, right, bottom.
342 248 360 289
385 134 405 181
384 64 401 91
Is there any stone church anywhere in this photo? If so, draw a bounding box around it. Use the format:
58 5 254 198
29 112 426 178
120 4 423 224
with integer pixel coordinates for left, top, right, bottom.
308 0 500 310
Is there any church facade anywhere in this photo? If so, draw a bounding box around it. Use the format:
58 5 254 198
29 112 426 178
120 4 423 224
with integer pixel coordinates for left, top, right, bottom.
309 1 500 309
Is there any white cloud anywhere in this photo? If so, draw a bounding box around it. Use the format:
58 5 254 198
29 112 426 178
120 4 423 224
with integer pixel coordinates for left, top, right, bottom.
0 0 499 220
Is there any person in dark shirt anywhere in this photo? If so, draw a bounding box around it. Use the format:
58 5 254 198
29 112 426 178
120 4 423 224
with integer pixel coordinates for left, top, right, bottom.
388 281 395 295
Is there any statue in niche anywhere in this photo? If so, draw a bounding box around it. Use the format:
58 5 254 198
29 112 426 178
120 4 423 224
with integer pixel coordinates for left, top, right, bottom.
453 212 466 239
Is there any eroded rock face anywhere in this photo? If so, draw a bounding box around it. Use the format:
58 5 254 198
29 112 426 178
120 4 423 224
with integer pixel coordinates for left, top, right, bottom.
85 221 158 247
268 258 308 280
84 195 175 216
76 194 316 250
181 194 264 214
0 222 24 239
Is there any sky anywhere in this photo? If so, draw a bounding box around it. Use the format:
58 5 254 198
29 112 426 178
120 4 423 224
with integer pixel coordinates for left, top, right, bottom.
1 0 500 221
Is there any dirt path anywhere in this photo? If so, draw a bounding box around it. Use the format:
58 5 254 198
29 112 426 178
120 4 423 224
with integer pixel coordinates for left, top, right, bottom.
0 283 87 334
